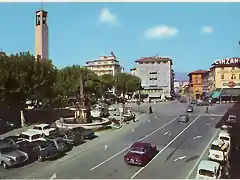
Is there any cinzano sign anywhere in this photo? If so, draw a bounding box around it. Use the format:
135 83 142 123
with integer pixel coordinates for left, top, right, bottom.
215 58 240 65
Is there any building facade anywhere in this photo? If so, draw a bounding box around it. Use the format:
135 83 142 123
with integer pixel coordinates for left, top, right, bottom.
130 68 136 76
209 57 240 101
35 9 49 59
86 52 123 76
188 70 209 99
135 56 174 98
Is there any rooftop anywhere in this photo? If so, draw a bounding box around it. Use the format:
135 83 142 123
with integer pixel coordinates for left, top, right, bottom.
198 160 220 171
188 69 209 76
135 56 173 65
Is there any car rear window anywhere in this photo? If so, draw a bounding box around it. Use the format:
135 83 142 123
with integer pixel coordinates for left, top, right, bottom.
199 169 215 177
131 147 146 153
19 134 30 140
43 125 51 130
33 127 42 130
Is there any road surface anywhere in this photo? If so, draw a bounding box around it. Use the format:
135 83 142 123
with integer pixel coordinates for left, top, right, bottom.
0 102 232 179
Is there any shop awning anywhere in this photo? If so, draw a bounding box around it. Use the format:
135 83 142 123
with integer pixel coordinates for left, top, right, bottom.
220 88 240 96
211 91 221 99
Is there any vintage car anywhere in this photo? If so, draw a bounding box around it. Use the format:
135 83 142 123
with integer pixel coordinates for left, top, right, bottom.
226 115 236 124
196 160 222 179
71 127 95 140
19 130 46 142
124 142 158 166
31 124 58 137
0 141 28 169
186 105 193 112
47 137 72 153
218 131 231 149
208 139 229 162
56 129 83 146
26 140 58 162
178 115 190 123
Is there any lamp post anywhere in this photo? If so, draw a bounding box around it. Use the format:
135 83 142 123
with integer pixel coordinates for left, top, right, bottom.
137 80 141 116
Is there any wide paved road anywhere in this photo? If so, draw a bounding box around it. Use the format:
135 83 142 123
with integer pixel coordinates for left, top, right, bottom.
1 103 232 179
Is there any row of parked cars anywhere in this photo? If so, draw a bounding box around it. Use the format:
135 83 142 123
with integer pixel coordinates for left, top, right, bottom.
0 123 96 169
195 114 236 179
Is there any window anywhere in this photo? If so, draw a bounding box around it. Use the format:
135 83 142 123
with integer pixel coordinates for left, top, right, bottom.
149 72 157 74
33 126 42 130
231 74 236 79
32 134 41 140
150 78 157 80
221 74 224 79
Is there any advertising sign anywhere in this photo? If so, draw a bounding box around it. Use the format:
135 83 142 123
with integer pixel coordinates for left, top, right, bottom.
222 81 240 88
215 58 240 65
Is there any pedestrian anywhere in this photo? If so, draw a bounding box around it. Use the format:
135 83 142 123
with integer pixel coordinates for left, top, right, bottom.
149 106 153 113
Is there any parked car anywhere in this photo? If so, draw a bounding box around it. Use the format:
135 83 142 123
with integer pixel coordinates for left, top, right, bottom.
186 105 193 112
31 124 58 137
196 160 222 179
124 142 158 166
2 135 24 146
71 127 95 140
190 100 197 104
218 131 231 148
57 129 83 146
47 137 72 153
220 124 232 133
0 141 28 169
26 140 58 162
208 139 229 162
19 130 46 142
178 115 190 123
180 99 187 103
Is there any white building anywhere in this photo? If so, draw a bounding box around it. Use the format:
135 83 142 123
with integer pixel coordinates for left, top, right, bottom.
86 52 123 76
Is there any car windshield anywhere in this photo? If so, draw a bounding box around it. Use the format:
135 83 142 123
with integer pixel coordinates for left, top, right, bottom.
0 147 15 153
131 147 146 154
180 116 187 120
220 137 229 141
229 117 236 120
19 134 29 139
199 169 215 177
211 144 227 152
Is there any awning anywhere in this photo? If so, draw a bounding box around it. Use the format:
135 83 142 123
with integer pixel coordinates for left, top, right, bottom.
220 88 240 96
211 91 221 99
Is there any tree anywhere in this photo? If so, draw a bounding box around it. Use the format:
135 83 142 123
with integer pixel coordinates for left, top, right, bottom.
99 74 115 93
115 73 141 96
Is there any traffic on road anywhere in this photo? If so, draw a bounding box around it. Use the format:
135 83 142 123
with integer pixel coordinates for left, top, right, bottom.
0 100 237 179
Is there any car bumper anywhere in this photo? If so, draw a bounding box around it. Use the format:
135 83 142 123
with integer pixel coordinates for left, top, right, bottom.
125 160 142 165
8 156 28 167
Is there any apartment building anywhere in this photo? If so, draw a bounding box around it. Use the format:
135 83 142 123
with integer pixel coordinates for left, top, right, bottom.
135 56 174 98
209 57 240 101
86 52 123 76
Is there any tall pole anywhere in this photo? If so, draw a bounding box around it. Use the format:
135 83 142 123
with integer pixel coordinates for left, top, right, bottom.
137 81 141 115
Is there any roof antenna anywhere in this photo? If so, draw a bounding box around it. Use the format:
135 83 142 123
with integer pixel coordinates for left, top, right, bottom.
40 3 43 11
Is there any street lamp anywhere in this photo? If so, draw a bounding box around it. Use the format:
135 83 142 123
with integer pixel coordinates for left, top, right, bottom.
137 80 141 115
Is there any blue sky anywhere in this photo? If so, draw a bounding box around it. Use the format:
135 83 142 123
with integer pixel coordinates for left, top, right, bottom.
0 2 240 72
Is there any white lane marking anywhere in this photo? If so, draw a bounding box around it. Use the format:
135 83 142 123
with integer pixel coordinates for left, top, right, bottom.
148 119 151 122
206 123 211 126
130 115 200 179
90 116 180 171
164 131 169 135
194 135 202 140
49 173 56 179
168 132 171 136
132 129 135 132
185 129 220 179
174 155 187 162
104 144 108 150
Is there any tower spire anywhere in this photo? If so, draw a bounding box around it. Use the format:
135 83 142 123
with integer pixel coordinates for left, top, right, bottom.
40 3 43 10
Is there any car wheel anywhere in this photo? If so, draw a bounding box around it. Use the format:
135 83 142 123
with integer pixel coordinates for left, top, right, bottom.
37 156 43 162
2 161 9 169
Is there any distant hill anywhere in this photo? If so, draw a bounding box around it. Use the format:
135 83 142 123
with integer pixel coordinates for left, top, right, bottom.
174 72 188 82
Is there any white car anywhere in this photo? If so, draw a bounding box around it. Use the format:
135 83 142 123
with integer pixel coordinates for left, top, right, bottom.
221 124 232 133
196 160 222 179
31 124 58 137
19 130 46 142
208 139 229 162
218 131 231 148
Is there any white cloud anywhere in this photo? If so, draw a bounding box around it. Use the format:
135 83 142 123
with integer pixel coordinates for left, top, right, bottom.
202 26 214 33
99 8 117 24
144 25 178 39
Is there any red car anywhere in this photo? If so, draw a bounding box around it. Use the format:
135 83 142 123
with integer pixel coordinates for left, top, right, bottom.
124 142 159 166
